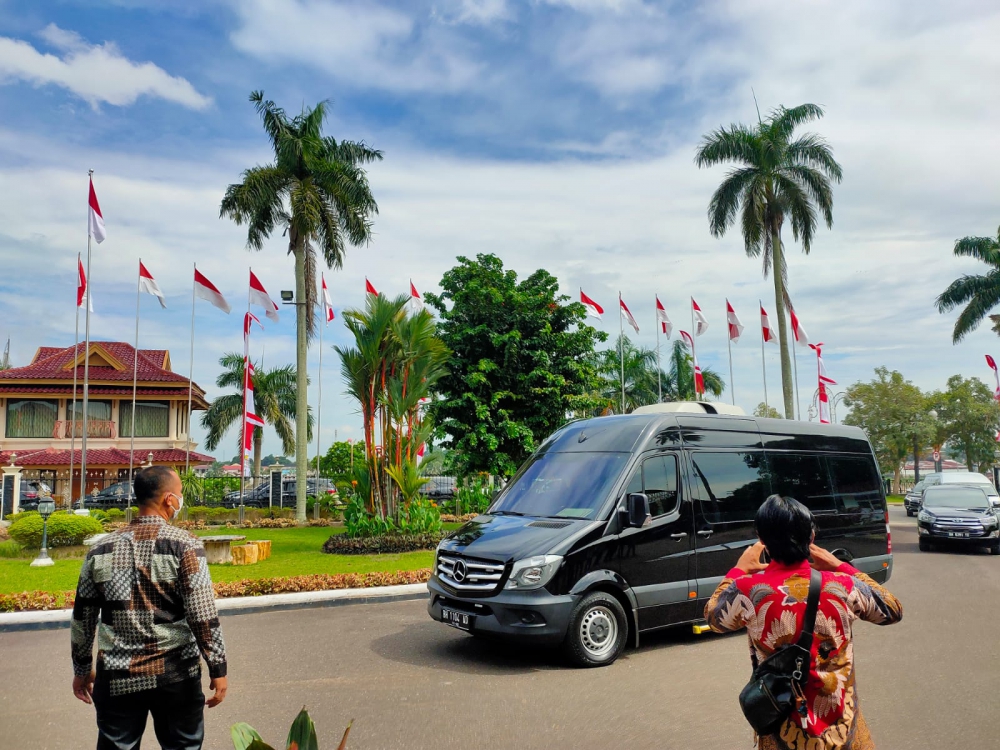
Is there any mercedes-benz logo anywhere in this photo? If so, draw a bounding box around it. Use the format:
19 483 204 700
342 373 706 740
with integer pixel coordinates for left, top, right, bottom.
452 559 468 583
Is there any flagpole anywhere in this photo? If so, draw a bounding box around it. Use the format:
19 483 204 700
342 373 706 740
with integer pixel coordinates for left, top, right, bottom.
69 253 81 507
240 270 251 506
185 263 196 473
128 260 141 485
727 319 735 406
655 299 662 403
619 292 625 414
315 312 324 487
792 335 801 420
80 171 94 505
760 300 769 414
690 299 697 400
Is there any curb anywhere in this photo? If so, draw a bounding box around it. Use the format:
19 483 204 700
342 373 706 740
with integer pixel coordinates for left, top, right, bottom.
0 583 429 633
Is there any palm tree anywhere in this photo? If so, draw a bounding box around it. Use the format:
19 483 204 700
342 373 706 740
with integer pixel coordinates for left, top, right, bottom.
695 103 842 419
200 353 311 479
596 335 665 413
662 338 725 401
221 91 381 522
936 226 1000 342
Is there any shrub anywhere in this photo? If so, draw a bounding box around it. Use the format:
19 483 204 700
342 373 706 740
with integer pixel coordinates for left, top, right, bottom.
213 569 431 597
454 476 494 515
89 509 108 522
343 495 394 538
398 496 442 535
440 513 478 524
0 540 23 558
0 591 74 613
9 512 105 548
322 532 445 555
104 508 125 521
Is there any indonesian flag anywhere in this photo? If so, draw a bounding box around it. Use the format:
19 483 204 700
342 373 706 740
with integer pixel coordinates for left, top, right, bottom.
194 267 231 314
138 262 166 308
726 300 744 343
365 278 379 296
680 330 705 395
244 358 265 429
692 298 709 336
818 382 832 425
790 305 810 346
322 274 335 323
581 290 604 320
416 442 426 463
249 270 280 322
987 354 998 372
656 296 672 337
243 311 264 340
88 176 106 244
987 355 1000 401
242 416 253 476
620 295 639 334
760 303 777 344
810 343 837 385
77 255 92 311
409 280 423 313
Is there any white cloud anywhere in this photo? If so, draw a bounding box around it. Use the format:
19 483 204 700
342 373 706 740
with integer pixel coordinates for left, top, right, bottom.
0 24 211 110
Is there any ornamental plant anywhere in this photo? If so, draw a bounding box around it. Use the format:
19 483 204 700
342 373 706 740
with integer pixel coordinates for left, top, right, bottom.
9 512 104 548
232 707 351 750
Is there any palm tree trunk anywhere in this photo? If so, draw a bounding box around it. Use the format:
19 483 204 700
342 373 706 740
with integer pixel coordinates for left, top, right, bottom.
293 235 309 523
253 427 263 479
771 226 795 419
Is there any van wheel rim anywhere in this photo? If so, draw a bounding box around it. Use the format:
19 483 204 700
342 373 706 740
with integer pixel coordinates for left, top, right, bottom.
580 606 617 659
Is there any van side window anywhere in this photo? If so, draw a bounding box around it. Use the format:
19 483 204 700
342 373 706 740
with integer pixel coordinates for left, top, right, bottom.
691 452 770 523
828 455 882 510
767 453 836 513
643 455 679 518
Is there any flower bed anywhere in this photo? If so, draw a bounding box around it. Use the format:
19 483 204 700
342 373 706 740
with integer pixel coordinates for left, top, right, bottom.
322 532 446 555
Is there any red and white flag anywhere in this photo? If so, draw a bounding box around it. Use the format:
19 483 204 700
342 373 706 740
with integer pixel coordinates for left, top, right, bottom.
789 305 810 346
244 359 265 429
77 255 92 311
194 267 231 314
581 290 604 320
243 311 264 340
760 303 777 344
88 176 106 244
138 262 166 308
322 274 335 324
726 300 744 343
620 295 639 334
810 343 836 385
656 296 672 337
680 330 705 395
987 355 1000 401
249 270 280 322
818 382 832 425
409 280 423 312
692 297 709 336
365 278 379 296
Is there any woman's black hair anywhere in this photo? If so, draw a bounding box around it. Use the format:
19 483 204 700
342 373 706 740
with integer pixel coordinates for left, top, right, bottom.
754 494 814 564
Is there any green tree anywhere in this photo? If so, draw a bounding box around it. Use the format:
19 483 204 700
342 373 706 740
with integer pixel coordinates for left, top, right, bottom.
696 104 843 420
426 253 606 478
662 338 725 401
842 368 931 491
595 335 664 413
221 91 381 522
928 375 1000 470
313 440 356 478
754 402 782 418
936 226 1000 341
200 353 311 479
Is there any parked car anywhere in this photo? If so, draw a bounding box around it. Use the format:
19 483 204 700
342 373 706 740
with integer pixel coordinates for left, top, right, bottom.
917 484 1000 554
428 403 892 667
222 483 271 508
280 478 337 506
423 476 456 502
17 480 52 511
83 481 135 508
904 472 999 516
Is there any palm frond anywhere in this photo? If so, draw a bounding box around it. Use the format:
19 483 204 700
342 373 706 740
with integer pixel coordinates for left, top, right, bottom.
707 167 759 238
694 124 761 168
768 103 826 141
785 134 843 181
952 234 1000 266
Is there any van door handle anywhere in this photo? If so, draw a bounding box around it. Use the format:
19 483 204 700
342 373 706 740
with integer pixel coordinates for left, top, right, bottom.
670 532 688 540
697 530 714 538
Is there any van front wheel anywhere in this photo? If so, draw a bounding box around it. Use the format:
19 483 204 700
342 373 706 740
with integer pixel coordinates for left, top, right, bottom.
563 592 628 667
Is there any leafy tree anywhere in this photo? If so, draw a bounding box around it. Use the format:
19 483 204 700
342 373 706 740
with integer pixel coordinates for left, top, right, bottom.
312 441 357 478
696 103 843 420
928 375 1000 470
842 368 931 491
221 91 381 522
201 353 311 479
594 335 664 412
936 226 1000 341
754 402 782 418
426 253 606 478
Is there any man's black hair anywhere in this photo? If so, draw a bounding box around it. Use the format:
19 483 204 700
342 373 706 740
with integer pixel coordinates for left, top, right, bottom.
754 494 814 564
134 466 176 507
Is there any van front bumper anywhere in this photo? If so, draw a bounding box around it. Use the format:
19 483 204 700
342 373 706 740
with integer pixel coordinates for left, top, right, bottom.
427 577 576 645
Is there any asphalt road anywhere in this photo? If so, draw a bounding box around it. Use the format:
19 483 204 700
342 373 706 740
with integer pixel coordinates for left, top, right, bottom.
2 506 998 750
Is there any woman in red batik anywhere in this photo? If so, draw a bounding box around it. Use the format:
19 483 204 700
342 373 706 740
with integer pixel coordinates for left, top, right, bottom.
705 495 902 750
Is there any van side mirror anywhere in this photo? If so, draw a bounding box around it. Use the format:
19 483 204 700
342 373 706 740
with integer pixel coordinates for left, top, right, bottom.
626 493 651 528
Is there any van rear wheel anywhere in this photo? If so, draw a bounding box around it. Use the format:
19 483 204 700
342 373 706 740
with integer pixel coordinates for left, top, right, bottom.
919 539 931 552
563 591 627 667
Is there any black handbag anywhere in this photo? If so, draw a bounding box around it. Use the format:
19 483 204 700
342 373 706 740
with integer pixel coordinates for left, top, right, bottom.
738 568 821 736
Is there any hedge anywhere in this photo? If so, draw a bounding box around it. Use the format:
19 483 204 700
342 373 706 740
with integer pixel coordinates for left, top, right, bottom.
322 532 446 555
9 512 104 548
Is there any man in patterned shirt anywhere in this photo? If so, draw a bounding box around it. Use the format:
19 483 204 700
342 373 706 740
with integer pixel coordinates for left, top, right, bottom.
71 466 228 750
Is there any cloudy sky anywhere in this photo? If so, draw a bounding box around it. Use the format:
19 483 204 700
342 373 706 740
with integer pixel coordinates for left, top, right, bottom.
1 0 999 459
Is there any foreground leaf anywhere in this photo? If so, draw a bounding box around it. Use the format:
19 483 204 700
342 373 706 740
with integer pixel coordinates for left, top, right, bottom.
336 720 354 750
231 723 265 750
286 708 318 750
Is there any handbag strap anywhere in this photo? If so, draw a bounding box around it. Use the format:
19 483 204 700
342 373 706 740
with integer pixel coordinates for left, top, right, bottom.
795 568 823 650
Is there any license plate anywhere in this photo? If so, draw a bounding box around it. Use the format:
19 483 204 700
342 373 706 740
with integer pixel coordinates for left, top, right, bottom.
948 531 970 538
441 608 474 631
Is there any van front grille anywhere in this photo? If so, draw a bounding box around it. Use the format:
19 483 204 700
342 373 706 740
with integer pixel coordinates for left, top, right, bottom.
437 554 506 593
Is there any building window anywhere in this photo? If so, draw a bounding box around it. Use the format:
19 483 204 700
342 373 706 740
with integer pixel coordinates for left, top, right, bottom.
120 401 170 437
68 401 112 421
6 400 59 438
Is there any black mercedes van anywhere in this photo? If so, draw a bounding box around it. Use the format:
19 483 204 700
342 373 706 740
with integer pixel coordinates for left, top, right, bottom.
427 406 892 667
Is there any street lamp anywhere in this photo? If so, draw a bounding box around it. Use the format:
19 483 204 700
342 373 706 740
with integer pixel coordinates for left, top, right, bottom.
145 452 154 468
30 495 56 567
928 410 942 472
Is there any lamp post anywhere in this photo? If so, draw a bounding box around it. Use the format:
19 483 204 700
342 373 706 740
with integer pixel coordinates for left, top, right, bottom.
30 495 56 567
928 409 942 472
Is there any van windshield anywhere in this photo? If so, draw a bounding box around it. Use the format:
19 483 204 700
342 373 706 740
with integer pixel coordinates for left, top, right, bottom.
490 452 629 520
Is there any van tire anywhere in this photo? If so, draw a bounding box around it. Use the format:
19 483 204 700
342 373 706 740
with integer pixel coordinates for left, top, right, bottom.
563 591 628 668
919 539 931 552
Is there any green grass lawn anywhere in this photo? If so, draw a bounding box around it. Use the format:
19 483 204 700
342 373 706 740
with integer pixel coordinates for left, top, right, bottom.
887 494 905 505
0 524 452 595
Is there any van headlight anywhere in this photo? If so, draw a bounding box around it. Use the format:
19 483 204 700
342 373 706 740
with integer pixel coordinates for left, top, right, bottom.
505 555 563 590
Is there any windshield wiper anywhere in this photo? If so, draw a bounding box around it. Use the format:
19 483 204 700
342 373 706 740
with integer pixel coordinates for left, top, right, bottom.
491 510 525 516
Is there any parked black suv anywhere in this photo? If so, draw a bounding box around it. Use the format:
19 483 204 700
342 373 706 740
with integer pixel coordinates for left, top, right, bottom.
16 480 52 511
428 407 892 667
917 484 1000 554
82 481 135 508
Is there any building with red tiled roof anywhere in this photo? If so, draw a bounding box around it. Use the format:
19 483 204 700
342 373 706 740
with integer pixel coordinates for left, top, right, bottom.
0 342 214 505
